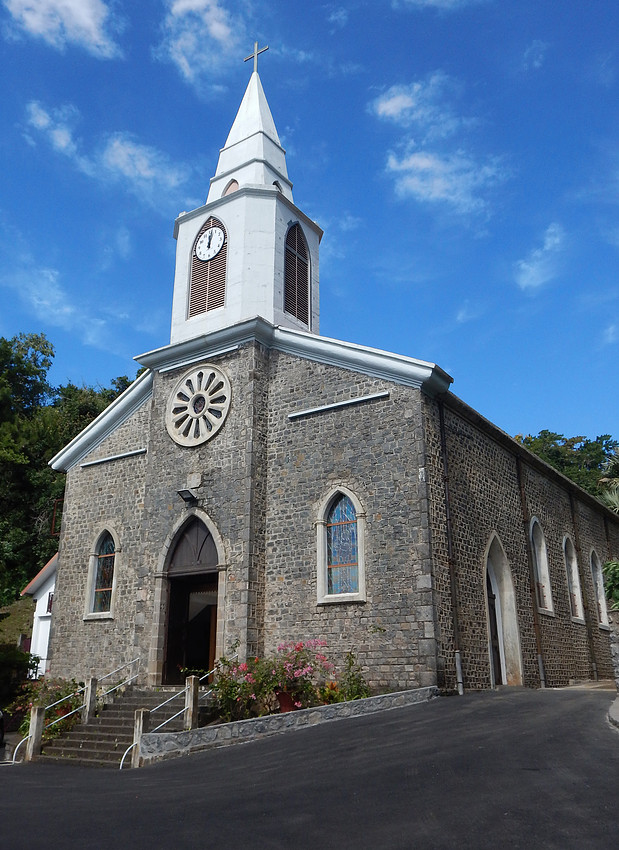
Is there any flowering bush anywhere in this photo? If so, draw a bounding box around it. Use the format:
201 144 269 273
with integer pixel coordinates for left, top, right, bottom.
271 640 335 709
6 676 83 741
211 642 370 721
211 653 276 722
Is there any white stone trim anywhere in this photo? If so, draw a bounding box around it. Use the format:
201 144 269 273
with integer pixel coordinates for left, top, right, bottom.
484 533 523 687
562 534 585 622
316 486 366 605
50 370 153 472
530 517 554 614
288 391 390 421
83 527 120 621
80 448 147 468
590 548 610 627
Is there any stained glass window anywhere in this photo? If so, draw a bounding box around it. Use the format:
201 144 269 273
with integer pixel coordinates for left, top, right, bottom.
326 494 359 595
93 532 115 613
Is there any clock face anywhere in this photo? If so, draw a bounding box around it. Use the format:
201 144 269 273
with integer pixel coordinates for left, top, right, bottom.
195 226 225 261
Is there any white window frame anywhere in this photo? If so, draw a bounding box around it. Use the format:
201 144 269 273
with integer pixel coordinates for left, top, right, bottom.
84 528 119 620
563 535 584 622
590 549 609 628
530 518 554 614
317 487 366 605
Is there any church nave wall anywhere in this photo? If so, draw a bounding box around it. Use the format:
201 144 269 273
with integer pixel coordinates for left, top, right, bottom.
262 352 438 693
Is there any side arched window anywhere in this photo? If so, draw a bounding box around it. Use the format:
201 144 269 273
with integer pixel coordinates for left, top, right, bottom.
531 519 553 613
284 223 309 326
90 531 115 614
317 490 366 604
590 550 609 626
563 537 584 620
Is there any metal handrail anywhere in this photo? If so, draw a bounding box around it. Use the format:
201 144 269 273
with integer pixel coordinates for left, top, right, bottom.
11 657 141 764
119 657 235 770
11 735 31 765
119 742 137 770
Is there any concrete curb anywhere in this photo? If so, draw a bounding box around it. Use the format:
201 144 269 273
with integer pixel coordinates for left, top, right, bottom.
608 696 619 731
138 685 439 767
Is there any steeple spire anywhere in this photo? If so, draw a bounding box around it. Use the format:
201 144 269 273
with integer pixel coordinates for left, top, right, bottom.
206 55 292 204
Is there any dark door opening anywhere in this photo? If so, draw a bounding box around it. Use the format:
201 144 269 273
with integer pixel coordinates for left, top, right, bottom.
164 574 218 685
164 517 220 685
487 571 503 686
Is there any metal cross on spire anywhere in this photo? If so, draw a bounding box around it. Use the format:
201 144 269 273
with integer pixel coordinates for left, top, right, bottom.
244 41 269 73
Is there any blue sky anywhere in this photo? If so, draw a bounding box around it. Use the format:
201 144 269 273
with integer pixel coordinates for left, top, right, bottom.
0 0 617 442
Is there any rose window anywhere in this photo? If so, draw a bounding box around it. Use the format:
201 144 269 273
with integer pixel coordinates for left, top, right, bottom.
166 365 231 447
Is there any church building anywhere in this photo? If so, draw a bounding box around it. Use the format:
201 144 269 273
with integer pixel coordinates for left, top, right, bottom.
48 58 619 695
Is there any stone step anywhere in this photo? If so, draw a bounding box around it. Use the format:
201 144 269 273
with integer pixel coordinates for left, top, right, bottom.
37 753 120 769
41 741 127 762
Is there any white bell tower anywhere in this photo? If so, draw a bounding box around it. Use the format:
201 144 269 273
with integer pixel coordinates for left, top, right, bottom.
170 45 322 346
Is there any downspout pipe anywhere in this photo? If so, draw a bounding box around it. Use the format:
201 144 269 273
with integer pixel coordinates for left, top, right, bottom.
438 398 464 696
516 456 546 688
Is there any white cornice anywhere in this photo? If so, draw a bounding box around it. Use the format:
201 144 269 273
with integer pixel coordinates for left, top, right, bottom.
50 321 452 473
135 317 452 395
173 188 322 241
49 370 154 472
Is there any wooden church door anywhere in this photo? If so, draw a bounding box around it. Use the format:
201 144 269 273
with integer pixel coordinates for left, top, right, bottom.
164 518 219 685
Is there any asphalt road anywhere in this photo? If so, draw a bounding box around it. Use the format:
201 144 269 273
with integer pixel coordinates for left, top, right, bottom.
2 688 618 849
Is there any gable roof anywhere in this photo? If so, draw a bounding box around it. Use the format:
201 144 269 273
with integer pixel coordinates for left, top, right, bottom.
49 317 452 472
21 553 58 597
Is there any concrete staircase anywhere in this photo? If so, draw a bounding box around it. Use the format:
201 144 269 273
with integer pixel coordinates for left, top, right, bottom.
37 687 187 768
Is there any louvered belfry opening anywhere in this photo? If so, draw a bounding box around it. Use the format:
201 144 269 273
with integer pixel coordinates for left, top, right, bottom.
189 217 227 317
284 223 309 325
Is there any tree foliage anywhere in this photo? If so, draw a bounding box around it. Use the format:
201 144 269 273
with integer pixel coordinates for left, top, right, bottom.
0 333 134 605
515 430 618 499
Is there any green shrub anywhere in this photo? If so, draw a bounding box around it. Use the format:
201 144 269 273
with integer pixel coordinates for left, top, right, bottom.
6 676 83 741
0 644 39 708
603 559 619 610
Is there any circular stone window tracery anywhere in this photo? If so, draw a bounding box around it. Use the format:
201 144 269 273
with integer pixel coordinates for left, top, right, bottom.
166 364 231 447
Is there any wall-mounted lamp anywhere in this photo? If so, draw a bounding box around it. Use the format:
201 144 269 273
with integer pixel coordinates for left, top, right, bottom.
177 488 198 505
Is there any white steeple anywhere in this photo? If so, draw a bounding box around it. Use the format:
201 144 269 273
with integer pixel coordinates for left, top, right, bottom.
169 61 322 346
206 71 293 204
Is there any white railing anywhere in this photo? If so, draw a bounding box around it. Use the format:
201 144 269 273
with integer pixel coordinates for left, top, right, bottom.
12 657 140 764
119 657 235 770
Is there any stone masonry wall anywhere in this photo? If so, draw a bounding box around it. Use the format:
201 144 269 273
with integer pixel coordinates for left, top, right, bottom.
262 352 437 693
422 394 616 691
49 401 151 679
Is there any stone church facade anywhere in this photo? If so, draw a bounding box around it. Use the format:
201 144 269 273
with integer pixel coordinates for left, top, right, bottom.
48 66 618 694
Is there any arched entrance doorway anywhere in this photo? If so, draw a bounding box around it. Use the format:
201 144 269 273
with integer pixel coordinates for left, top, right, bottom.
485 535 523 687
164 517 219 685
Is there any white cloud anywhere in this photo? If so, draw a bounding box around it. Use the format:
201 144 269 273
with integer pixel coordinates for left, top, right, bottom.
394 0 488 8
386 148 503 214
455 300 480 323
522 40 549 71
370 72 503 216
25 100 191 209
370 73 470 140
327 7 348 30
514 223 565 291
3 0 122 57
602 324 617 345
155 0 244 91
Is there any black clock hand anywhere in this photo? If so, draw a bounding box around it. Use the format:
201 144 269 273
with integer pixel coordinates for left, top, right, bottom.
207 231 213 248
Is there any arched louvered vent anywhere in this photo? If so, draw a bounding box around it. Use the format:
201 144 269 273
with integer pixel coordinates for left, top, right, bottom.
189 217 227 317
284 223 309 325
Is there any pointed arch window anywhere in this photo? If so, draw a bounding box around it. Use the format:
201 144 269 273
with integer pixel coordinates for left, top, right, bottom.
284 223 309 326
563 536 584 621
590 550 609 627
85 530 117 618
531 519 553 613
317 489 366 604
